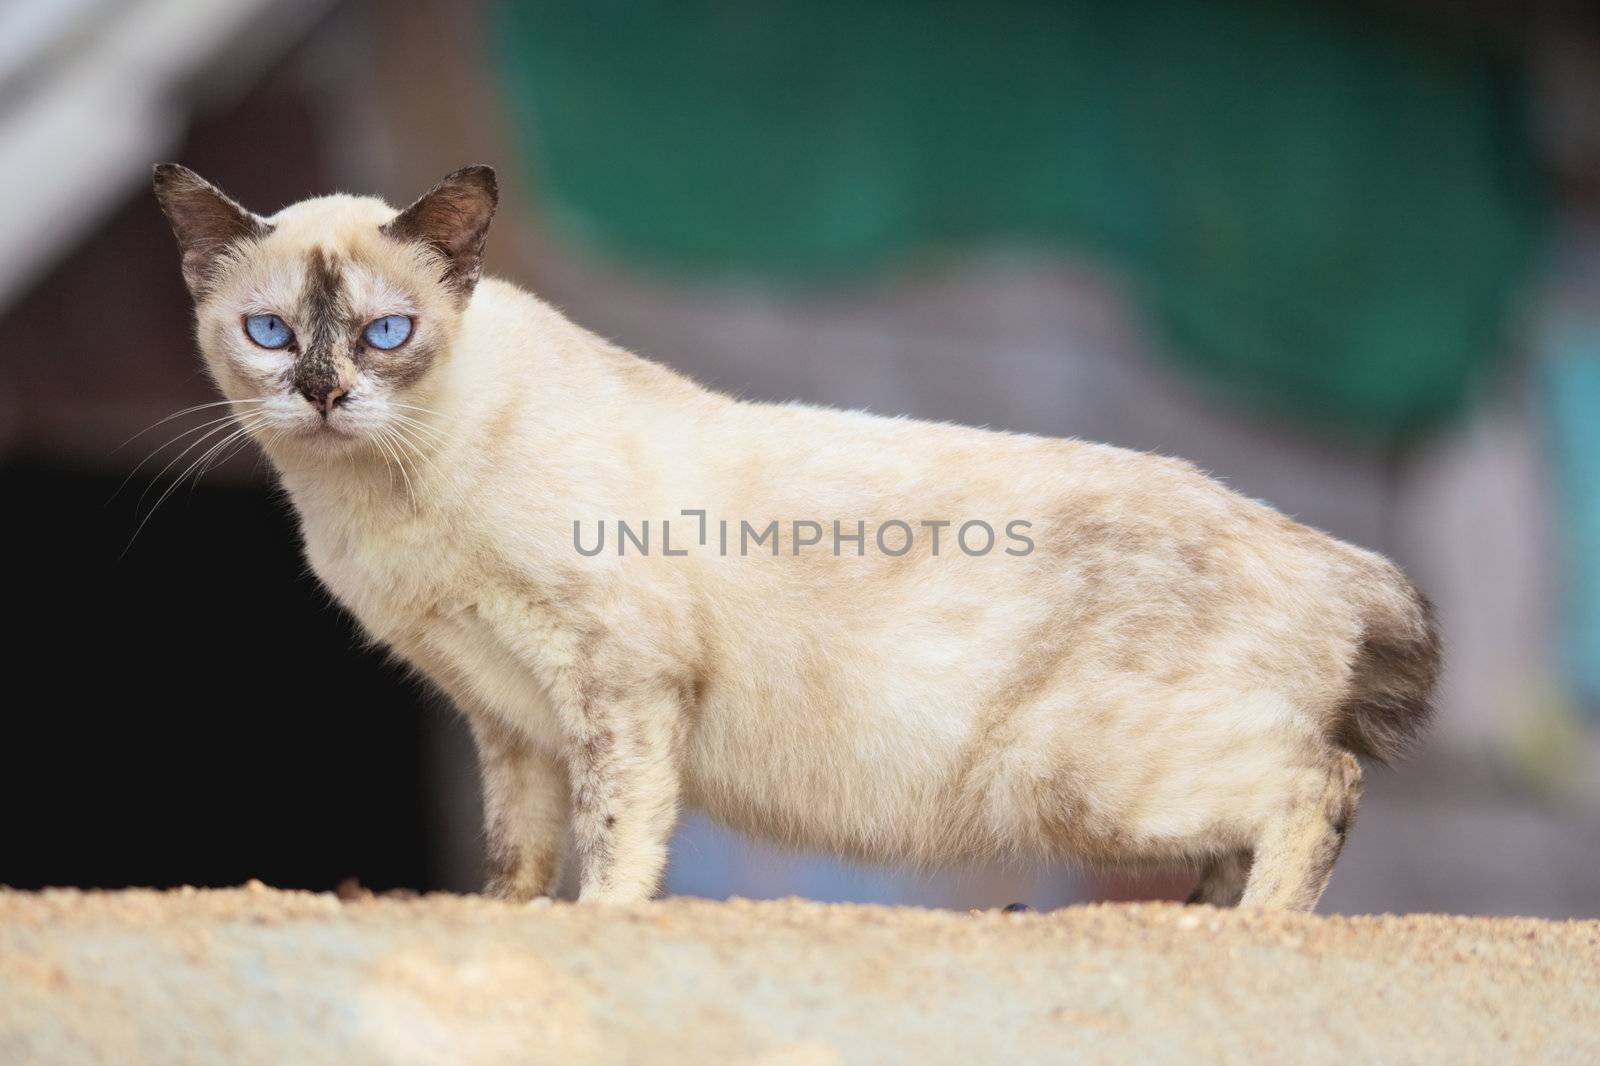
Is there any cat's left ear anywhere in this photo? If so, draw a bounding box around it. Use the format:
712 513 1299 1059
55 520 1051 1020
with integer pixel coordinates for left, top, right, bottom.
152 164 271 299
382 165 498 301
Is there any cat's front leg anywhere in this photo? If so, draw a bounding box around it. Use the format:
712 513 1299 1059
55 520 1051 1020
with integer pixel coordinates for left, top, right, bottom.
559 684 684 904
470 715 570 901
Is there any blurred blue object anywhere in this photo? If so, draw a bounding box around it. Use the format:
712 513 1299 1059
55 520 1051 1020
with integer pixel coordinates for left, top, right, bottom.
1541 325 1600 715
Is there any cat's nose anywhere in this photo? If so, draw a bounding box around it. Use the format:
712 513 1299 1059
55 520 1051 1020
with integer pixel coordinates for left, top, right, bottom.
301 381 348 418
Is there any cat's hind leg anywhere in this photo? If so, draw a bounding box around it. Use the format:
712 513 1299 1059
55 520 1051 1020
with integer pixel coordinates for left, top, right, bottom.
1186 850 1252 906
1239 752 1362 910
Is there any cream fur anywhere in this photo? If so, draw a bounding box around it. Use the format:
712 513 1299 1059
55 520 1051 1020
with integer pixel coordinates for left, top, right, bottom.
165 178 1438 910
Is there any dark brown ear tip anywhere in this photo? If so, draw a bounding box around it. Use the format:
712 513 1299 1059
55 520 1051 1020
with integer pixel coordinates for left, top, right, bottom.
152 163 208 196
444 164 498 203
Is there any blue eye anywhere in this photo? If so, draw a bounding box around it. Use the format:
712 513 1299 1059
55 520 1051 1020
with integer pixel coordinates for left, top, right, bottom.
363 314 413 350
244 313 292 349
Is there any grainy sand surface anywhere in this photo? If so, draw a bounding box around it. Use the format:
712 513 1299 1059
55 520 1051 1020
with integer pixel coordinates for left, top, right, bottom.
1 884 1596 1065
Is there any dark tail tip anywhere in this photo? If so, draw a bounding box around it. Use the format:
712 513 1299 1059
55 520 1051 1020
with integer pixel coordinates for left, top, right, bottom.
1333 589 1441 765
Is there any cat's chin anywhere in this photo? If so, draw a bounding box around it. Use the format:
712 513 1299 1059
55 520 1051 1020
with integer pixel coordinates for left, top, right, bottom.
266 418 368 456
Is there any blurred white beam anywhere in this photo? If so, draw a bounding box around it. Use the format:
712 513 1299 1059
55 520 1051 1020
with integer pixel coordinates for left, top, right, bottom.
0 0 336 310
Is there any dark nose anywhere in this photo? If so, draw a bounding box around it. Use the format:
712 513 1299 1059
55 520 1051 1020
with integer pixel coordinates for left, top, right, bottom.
300 381 348 418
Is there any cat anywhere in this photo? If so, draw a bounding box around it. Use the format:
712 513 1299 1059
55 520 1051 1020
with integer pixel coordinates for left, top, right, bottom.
154 163 1439 909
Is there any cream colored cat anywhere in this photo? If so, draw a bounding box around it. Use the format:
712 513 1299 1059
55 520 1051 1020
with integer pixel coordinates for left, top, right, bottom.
154 164 1438 910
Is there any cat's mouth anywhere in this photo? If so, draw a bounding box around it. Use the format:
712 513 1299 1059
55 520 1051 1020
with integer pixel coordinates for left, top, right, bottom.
275 409 360 444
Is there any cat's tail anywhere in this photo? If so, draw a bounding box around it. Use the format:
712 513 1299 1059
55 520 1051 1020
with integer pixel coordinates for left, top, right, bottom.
1329 571 1441 765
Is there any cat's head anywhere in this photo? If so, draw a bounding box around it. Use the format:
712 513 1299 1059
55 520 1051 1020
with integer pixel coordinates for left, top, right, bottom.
153 164 497 451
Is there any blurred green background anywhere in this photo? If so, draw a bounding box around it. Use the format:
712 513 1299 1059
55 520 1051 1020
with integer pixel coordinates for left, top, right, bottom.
497 0 1544 437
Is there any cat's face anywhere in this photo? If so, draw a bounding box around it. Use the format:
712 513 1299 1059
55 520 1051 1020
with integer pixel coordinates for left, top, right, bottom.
153 164 496 453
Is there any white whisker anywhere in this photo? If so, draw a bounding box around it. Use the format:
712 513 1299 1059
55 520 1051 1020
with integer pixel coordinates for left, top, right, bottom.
386 421 447 492
120 416 269 557
192 421 268 485
388 420 447 485
369 425 401 502
387 403 462 444
387 411 450 444
386 416 449 469
112 397 270 454
111 411 261 503
375 427 417 512
130 417 254 513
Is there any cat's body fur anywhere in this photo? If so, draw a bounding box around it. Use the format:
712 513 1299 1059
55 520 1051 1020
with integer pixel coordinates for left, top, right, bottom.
156 165 1438 909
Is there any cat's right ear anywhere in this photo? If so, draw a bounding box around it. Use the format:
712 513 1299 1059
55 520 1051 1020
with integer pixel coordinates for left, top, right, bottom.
152 164 271 299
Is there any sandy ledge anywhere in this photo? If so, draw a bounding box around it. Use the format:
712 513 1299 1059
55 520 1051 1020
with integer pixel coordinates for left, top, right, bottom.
1 885 1597 1065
